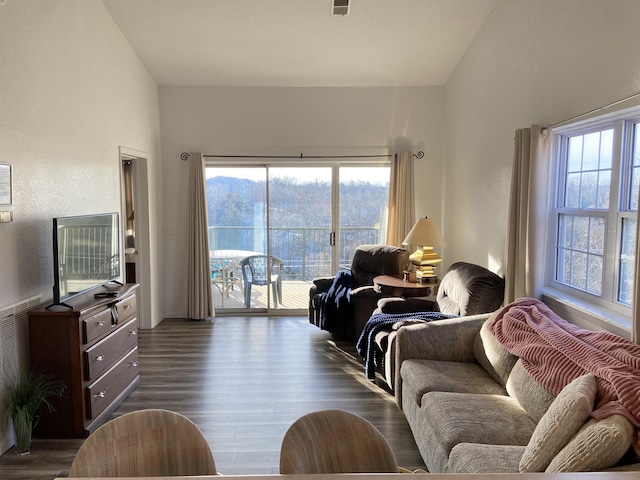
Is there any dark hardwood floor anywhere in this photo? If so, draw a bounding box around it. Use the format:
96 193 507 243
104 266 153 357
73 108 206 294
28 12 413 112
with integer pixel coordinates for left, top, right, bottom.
0 316 425 479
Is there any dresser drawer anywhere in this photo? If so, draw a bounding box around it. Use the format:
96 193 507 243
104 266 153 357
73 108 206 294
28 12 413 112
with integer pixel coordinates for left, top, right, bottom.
114 294 136 324
84 317 138 381
82 308 114 344
87 347 139 419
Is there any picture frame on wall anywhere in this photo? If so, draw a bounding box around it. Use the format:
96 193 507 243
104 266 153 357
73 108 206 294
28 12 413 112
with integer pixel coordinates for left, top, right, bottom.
0 164 12 205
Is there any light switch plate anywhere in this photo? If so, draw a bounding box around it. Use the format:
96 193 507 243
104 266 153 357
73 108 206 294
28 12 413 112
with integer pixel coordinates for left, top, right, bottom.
0 211 13 223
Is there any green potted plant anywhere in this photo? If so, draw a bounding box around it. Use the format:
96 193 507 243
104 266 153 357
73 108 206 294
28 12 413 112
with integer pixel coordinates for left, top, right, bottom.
2 370 64 455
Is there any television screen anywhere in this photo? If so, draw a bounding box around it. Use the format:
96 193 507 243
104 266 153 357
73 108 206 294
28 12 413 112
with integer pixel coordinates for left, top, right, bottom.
53 212 121 305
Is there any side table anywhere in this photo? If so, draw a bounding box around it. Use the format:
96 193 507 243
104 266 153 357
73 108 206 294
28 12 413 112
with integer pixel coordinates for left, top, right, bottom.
373 275 439 297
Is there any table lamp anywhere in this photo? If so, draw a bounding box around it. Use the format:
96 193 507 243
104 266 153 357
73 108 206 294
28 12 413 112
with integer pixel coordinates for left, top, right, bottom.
402 217 446 283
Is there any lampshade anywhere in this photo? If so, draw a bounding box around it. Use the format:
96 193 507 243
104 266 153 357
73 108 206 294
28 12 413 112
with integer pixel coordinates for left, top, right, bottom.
402 217 446 248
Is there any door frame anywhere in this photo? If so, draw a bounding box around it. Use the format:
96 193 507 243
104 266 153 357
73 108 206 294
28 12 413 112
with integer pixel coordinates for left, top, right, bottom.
119 147 152 329
205 160 391 314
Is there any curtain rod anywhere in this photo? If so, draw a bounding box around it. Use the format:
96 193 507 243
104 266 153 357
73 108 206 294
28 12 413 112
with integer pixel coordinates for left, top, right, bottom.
543 91 640 133
180 151 424 161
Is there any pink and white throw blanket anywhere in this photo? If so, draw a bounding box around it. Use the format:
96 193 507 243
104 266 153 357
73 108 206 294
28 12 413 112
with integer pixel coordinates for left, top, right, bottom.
488 297 640 430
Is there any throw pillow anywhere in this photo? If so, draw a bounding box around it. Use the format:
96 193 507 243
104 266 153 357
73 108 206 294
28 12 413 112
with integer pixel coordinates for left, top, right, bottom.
519 373 597 472
546 415 634 472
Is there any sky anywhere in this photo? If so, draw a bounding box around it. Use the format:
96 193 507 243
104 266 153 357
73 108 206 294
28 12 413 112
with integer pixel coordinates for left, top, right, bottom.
205 166 389 185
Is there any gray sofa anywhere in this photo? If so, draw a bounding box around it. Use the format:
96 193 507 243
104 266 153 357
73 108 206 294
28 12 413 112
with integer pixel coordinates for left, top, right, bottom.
368 261 505 390
394 306 640 473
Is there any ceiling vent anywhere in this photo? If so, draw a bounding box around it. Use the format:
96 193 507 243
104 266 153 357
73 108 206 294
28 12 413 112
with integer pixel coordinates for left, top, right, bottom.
332 0 350 16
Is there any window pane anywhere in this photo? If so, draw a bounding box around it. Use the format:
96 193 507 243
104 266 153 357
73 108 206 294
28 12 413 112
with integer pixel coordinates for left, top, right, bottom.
557 247 571 284
582 132 600 170
572 216 588 251
269 167 334 283
586 255 603 295
599 129 613 169
556 214 604 293
564 173 581 207
568 136 583 172
597 170 611 209
589 217 605 254
619 218 636 305
580 172 598 209
631 169 640 211
563 130 612 211
559 215 572 248
572 251 588 290
339 166 390 265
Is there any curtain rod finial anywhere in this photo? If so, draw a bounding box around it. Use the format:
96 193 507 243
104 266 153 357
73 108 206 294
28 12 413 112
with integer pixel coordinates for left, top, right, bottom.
180 152 190 161
413 151 424 159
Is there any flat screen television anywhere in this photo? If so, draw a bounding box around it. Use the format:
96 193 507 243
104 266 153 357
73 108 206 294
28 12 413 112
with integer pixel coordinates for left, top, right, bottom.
51 212 122 307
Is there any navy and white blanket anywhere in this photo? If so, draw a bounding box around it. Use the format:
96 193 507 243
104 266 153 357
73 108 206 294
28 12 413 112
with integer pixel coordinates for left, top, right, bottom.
356 311 457 380
318 270 353 332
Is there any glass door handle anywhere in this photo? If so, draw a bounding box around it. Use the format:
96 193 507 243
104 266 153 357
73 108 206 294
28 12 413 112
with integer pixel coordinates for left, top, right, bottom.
329 231 336 246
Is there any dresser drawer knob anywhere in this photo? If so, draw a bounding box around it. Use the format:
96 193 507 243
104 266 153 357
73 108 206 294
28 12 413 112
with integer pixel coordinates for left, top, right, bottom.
98 320 106 326
95 355 104 362
130 361 139 367
123 304 132 310
96 391 106 398
129 330 137 336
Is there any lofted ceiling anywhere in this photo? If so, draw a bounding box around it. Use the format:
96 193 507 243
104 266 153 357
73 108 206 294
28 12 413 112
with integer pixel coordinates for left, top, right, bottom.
101 0 498 88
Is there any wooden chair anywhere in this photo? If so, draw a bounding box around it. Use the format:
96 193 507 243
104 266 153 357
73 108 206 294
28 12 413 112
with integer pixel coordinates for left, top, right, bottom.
68 409 217 477
279 409 399 473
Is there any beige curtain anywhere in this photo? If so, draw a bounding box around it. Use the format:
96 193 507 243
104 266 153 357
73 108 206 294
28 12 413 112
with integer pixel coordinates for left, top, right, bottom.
504 126 551 303
386 151 416 246
187 152 214 320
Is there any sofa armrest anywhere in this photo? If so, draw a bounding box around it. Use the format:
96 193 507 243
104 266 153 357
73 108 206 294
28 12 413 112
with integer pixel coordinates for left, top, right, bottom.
350 285 379 297
312 276 335 293
394 312 491 409
377 297 437 314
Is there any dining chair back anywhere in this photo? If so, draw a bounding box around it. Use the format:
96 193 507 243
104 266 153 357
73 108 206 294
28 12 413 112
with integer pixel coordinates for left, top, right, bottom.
279 409 399 473
239 255 283 308
68 409 217 477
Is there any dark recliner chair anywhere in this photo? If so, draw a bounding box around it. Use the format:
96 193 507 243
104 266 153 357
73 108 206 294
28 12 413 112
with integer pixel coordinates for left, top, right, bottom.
308 244 409 341
365 261 505 390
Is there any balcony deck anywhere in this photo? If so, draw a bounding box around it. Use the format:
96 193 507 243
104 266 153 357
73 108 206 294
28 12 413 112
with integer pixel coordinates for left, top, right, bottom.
213 279 313 311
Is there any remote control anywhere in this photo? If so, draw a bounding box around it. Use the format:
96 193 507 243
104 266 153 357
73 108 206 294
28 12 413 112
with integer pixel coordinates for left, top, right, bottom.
94 292 119 298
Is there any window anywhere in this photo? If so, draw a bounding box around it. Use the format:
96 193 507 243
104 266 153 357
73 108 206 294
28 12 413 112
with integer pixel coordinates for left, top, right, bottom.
551 113 640 317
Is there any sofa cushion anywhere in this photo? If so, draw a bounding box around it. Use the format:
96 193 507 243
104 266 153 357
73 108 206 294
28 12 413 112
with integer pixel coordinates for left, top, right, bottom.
519 373 597 472
507 360 556 423
546 415 634 472
400 359 506 407
418 391 537 473
473 314 517 386
447 443 524 473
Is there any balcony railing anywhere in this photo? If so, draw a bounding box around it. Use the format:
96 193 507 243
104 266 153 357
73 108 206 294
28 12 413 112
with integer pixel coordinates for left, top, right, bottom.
208 226 385 281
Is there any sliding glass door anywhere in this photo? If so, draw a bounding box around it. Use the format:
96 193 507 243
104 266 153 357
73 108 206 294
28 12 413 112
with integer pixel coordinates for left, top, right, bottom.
206 167 269 309
205 162 389 313
268 167 333 309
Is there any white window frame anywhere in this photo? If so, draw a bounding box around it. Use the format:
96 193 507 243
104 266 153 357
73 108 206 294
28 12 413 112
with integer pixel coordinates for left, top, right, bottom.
544 106 640 335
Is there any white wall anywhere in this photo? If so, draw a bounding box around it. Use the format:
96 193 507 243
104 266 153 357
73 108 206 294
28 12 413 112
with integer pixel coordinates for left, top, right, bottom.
159 86 444 317
443 0 640 275
0 0 162 323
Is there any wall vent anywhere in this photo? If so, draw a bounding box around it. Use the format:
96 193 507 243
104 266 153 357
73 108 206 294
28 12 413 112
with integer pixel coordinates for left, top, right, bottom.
332 0 350 16
0 295 41 454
